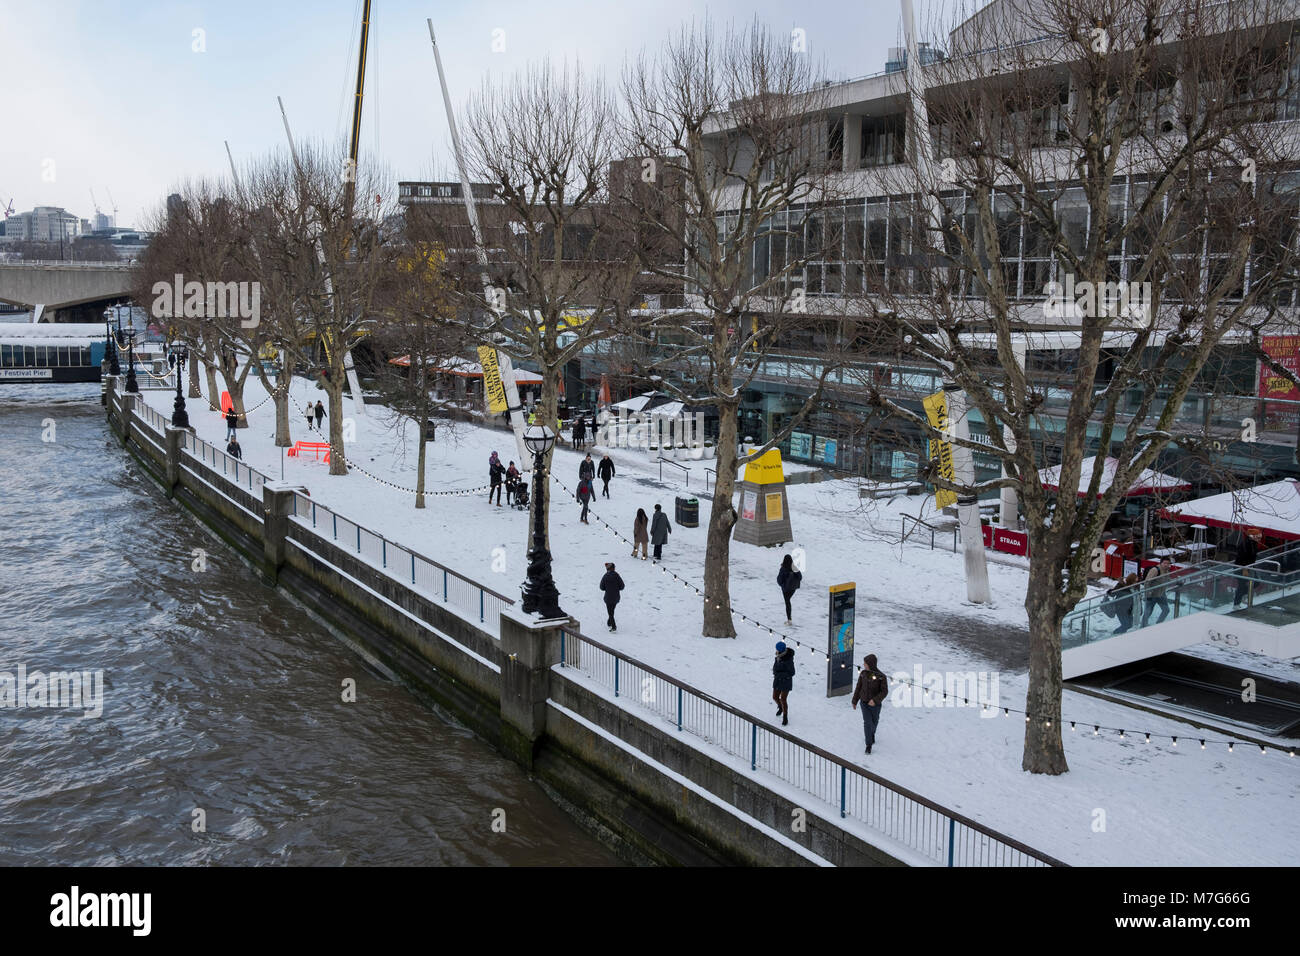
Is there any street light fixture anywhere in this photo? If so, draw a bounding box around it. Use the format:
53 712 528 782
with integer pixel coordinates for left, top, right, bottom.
168 341 190 428
102 308 120 377
117 306 139 394
520 423 565 619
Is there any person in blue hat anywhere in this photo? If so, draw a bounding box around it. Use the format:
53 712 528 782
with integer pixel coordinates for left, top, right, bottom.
772 641 795 726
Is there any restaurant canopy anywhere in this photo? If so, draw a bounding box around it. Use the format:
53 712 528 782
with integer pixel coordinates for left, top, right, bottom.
1037 456 1192 498
1159 479 1300 541
387 355 542 384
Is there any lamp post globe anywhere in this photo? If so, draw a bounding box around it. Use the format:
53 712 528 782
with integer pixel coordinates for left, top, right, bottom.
120 308 139 394
520 424 564 620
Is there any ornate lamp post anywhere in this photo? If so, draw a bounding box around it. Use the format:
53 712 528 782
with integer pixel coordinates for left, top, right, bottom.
169 341 190 428
520 424 565 619
102 308 120 377
118 307 139 394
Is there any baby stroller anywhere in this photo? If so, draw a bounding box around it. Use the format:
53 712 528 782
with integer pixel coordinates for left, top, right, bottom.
510 478 530 511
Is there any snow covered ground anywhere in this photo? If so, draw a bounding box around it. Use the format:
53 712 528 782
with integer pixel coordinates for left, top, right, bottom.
139 374 1300 866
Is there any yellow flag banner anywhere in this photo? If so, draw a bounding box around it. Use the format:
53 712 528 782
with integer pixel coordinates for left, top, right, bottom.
922 390 958 509
477 346 508 414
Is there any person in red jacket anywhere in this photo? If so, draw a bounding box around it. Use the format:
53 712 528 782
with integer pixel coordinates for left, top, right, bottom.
852 654 888 755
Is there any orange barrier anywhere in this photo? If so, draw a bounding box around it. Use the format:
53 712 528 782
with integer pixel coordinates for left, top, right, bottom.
287 441 331 463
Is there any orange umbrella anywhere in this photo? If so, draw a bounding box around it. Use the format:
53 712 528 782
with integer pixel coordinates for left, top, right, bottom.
599 373 611 407
557 375 567 400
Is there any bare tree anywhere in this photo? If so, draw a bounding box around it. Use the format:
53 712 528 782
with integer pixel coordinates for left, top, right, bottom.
620 20 849 638
855 0 1299 773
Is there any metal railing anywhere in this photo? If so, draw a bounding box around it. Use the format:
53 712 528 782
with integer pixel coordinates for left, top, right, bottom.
558 628 1064 867
657 457 690 487
901 513 958 552
286 492 513 635
705 467 717 491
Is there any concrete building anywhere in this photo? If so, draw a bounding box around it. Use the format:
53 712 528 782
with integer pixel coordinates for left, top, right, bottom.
0 206 84 244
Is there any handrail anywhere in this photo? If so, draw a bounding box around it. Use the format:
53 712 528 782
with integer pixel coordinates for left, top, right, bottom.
561 626 1066 867
901 513 958 552
705 467 716 492
658 457 689 487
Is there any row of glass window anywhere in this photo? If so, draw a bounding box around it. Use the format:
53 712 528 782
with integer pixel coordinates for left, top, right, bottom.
0 345 92 367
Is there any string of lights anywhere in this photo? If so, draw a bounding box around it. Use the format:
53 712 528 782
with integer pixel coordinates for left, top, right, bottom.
548 474 1298 759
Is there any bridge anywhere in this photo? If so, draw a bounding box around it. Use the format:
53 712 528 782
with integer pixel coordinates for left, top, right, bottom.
0 260 135 323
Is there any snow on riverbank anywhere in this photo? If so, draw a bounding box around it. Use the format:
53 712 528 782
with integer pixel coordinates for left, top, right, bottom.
140 375 1300 865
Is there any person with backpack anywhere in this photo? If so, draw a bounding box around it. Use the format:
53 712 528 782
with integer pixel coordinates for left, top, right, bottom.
650 503 672 561
1141 556 1174 626
777 553 802 626
632 508 649 559
1106 574 1139 633
597 453 615 498
488 451 505 506
851 654 889 755
577 478 594 524
1233 528 1261 608
600 561 625 632
225 407 239 441
772 642 795 726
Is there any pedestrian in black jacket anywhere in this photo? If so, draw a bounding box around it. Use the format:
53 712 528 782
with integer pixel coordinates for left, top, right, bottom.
597 454 615 498
600 562 625 631
314 400 326 431
650 504 672 561
772 642 795 726
573 418 586 450
777 553 802 625
488 451 505 506
579 453 595 483
225 408 239 441
577 478 593 523
226 438 242 460
851 654 888 754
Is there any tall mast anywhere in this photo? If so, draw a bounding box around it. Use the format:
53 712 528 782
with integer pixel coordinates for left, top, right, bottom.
344 0 372 218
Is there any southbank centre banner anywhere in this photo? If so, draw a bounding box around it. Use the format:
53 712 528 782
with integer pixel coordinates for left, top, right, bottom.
922 390 958 509
1258 335 1300 428
476 346 509 415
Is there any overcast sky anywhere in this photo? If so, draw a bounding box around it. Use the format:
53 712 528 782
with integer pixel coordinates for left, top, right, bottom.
2 0 968 230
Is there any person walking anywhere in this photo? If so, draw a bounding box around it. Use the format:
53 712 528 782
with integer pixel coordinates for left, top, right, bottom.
488 451 505 506
225 407 239 441
305 403 314 432
600 561 625 632
314 400 326 431
577 478 593 524
777 553 802 626
573 417 586 450
772 642 795 726
632 507 649 559
1232 528 1261 608
505 461 520 505
851 654 888 754
598 453 615 498
1106 574 1138 633
579 452 595 485
226 437 242 460
1141 556 1174 626
650 503 672 561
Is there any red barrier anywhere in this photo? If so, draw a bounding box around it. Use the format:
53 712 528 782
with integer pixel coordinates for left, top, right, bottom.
221 390 233 414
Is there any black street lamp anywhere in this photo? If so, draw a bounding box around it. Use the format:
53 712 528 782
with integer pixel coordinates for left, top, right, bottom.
169 342 190 428
117 307 139 394
102 308 120 377
520 424 565 620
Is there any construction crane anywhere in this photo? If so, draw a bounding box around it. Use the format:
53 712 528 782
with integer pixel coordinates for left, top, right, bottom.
105 187 118 228
2 195 13 219
89 189 102 224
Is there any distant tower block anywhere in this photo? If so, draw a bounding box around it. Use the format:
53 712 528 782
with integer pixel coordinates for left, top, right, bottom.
733 448 792 547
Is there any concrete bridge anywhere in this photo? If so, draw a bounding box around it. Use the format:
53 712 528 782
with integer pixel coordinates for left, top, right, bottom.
0 260 135 322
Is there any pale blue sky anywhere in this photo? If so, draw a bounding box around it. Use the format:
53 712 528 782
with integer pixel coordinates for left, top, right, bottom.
1 0 963 230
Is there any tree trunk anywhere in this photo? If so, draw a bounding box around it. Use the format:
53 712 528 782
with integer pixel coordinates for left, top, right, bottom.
702 406 739 638
203 352 219 410
274 349 291 447
188 354 201 399
327 376 347 476
416 430 427 509
1022 561 1069 774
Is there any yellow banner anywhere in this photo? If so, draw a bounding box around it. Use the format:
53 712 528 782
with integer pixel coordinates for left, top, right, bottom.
477 346 508 414
922 390 957 509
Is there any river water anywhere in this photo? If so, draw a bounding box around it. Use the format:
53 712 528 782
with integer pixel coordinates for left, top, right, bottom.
0 385 617 865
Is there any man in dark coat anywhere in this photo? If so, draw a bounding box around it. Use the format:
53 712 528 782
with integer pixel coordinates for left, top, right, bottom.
851 653 888 754
225 408 239 441
599 561 625 631
579 453 595 483
314 400 326 431
488 452 505 506
650 503 672 561
577 478 593 524
226 438 242 460
573 417 585 450
597 453 615 498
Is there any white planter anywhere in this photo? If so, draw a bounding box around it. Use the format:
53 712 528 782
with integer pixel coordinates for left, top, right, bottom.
704 443 716 460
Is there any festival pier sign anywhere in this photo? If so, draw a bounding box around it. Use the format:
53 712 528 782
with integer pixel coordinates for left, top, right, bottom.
1258 335 1300 428
734 448 793 547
